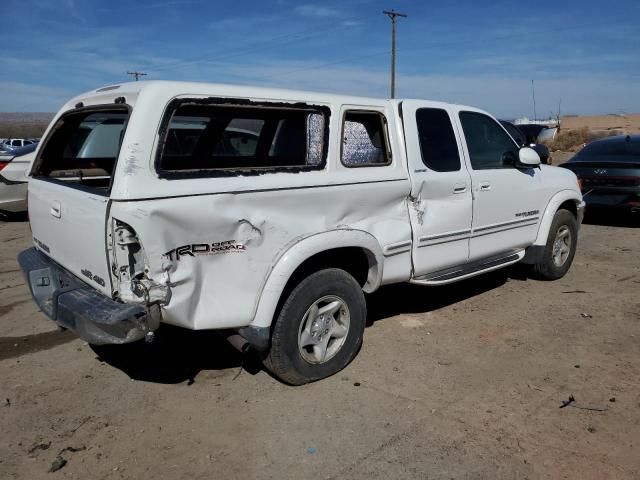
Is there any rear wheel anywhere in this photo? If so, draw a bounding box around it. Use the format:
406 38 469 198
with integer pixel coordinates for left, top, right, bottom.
532 209 578 280
264 268 366 385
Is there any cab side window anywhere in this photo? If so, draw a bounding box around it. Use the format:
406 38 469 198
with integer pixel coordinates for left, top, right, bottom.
416 108 460 172
341 111 390 167
459 112 519 170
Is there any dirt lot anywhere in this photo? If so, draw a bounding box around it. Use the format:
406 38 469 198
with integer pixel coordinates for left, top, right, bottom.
561 114 640 136
1 214 639 480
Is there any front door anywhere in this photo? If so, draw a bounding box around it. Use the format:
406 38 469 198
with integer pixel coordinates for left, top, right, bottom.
402 102 473 277
457 111 543 262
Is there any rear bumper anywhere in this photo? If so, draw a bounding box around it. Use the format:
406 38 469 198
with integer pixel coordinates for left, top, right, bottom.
18 247 159 345
582 187 640 211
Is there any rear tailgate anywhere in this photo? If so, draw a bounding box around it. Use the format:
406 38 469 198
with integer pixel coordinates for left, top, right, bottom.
28 106 130 295
29 180 111 293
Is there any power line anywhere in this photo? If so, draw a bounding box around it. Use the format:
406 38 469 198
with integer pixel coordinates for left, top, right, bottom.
127 71 147 81
383 10 407 99
120 12 400 91
149 12 380 74
257 49 390 82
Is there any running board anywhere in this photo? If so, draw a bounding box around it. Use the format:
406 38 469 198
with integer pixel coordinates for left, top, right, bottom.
410 250 525 286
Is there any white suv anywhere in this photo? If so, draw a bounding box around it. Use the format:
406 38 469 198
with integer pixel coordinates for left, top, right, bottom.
0 143 37 214
19 81 584 384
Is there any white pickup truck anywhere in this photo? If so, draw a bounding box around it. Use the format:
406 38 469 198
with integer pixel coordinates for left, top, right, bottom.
19 81 584 384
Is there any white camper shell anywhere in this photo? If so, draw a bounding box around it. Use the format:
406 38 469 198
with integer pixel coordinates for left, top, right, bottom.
19 81 584 384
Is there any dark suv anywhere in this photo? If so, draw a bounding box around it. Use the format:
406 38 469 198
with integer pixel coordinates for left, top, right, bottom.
560 135 640 214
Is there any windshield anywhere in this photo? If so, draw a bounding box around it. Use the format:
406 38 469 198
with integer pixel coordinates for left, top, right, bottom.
501 122 525 145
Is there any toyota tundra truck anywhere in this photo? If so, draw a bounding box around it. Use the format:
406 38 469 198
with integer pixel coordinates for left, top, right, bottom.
18 81 584 384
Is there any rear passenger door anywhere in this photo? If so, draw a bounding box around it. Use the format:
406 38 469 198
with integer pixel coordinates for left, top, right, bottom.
402 101 473 277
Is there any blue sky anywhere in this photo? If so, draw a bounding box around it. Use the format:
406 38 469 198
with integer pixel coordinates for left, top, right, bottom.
1 0 638 117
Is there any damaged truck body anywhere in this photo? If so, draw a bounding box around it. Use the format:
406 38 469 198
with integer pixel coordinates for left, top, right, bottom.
18 81 584 384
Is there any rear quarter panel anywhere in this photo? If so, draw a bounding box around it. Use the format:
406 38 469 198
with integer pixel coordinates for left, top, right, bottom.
110 177 410 330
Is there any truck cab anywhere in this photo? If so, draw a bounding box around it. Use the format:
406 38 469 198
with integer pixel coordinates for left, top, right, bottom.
19 81 584 384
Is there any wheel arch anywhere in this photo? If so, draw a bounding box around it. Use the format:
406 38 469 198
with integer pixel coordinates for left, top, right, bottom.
533 190 583 247
249 229 384 329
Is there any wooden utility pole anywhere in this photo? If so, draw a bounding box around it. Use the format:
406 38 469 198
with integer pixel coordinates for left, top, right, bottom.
127 71 147 81
383 9 407 98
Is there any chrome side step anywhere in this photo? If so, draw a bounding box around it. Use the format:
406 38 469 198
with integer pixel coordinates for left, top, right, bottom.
410 249 525 286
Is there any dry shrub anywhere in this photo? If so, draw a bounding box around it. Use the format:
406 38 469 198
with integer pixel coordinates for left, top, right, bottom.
549 127 618 152
606 129 624 137
0 122 48 139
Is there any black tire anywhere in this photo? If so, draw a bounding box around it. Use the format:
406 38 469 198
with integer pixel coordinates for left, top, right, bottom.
264 268 366 385
532 209 578 280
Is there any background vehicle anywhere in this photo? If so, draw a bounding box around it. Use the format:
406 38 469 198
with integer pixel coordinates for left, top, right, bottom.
1 138 37 152
536 126 558 143
500 120 551 164
0 143 37 214
560 135 640 214
516 123 557 144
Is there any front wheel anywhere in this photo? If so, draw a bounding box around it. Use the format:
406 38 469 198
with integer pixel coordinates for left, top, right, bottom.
532 209 578 280
263 268 366 385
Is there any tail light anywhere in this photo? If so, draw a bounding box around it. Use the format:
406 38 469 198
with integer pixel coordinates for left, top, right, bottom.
0 161 9 171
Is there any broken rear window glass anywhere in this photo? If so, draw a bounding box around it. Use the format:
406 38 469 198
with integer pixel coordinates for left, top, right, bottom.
158 103 328 174
341 111 390 167
32 107 129 195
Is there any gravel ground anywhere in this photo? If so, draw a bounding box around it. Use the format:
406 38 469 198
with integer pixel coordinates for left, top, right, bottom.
1 213 639 479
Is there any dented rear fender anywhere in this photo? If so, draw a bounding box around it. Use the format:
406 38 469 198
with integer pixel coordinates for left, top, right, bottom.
249 229 385 329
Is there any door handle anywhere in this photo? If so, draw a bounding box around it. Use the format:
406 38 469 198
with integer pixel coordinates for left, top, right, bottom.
50 201 61 218
479 182 491 191
453 184 468 194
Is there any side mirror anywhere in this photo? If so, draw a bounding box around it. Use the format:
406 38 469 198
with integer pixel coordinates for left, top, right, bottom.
518 147 541 167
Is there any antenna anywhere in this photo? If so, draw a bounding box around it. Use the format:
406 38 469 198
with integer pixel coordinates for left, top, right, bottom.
531 79 537 121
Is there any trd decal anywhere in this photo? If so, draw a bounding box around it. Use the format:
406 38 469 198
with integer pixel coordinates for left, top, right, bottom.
515 210 539 218
164 240 246 260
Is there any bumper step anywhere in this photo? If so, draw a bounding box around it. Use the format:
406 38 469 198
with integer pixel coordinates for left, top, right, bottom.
18 247 158 345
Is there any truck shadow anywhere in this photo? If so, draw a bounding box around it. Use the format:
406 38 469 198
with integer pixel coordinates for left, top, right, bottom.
91 327 250 385
92 269 516 385
366 268 510 324
0 328 76 362
0 211 29 222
